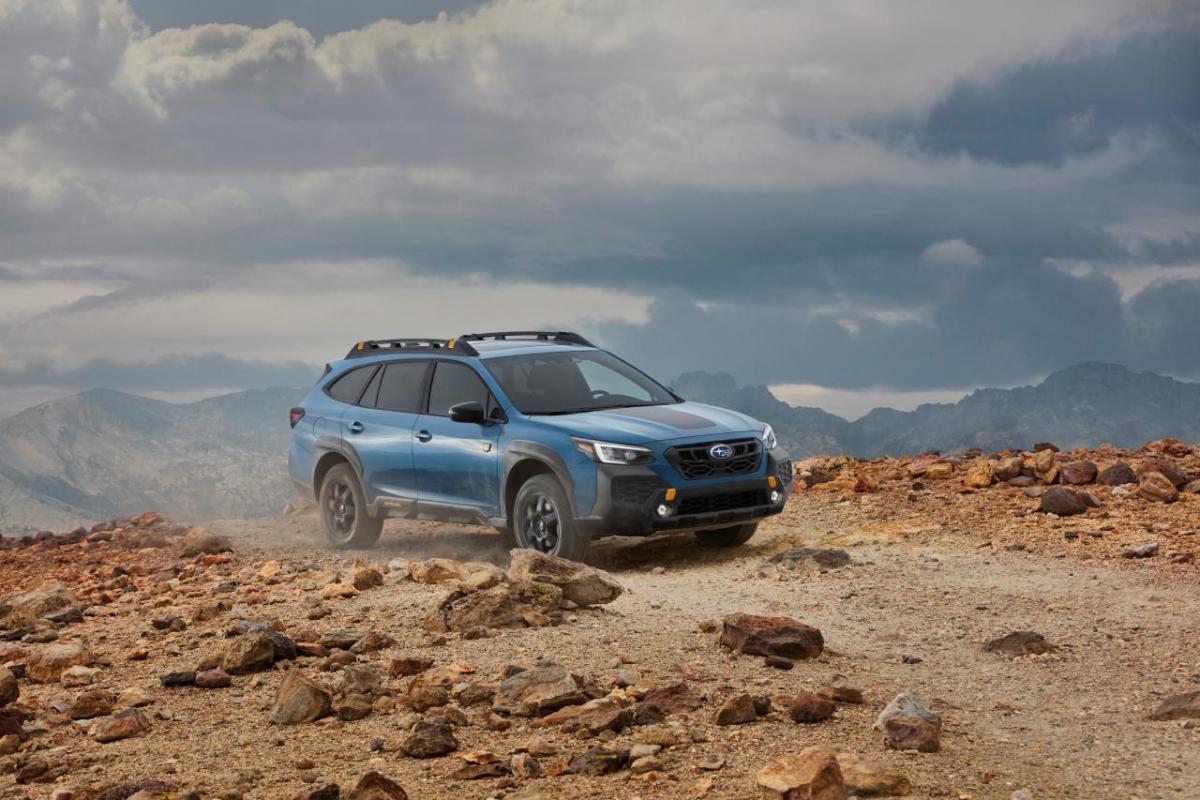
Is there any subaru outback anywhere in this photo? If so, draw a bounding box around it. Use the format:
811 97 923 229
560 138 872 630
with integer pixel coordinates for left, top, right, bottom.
289 331 792 561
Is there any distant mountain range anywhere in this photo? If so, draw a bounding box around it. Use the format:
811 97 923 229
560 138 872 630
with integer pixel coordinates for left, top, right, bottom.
1 362 1196 534
0 387 302 535
673 362 1200 459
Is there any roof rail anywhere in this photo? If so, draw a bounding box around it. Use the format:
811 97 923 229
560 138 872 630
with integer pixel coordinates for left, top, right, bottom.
345 338 479 358
456 331 595 347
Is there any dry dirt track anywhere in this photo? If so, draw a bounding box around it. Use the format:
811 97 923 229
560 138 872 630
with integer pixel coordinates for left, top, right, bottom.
204 496 1200 800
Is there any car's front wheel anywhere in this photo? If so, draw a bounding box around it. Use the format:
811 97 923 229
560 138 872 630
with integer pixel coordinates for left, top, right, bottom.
694 522 758 547
513 474 590 562
319 463 383 549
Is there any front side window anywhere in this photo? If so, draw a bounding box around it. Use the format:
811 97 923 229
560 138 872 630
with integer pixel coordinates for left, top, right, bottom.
484 350 676 415
427 361 490 416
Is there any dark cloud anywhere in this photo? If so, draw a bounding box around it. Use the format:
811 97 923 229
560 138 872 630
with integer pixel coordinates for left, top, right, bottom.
0 1 1196 401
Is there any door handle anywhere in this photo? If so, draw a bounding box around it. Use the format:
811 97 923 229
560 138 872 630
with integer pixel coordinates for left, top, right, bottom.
347 421 365 434
415 430 433 443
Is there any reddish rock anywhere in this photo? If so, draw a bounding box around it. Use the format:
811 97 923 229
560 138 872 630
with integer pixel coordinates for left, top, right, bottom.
983 631 1055 658
1038 487 1087 516
95 708 150 743
780 692 836 723
881 716 940 752
1139 472 1179 503
1138 458 1188 488
720 613 824 660
757 750 846 799
401 719 458 758
270 672 332 725
195 668 232 689
348 771 409 799
715 693 759 725
1097 462 1137 486
507 549 624 607
1059 460 1097 485
636 682 705 721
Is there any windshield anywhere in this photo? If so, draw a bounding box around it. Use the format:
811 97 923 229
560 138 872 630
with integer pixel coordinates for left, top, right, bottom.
483 350 677 415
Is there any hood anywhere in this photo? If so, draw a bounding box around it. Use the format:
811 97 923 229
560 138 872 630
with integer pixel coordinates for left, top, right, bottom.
530 401 762 444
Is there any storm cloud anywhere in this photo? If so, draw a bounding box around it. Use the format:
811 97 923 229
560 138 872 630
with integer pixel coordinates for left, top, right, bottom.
0 0 1196 416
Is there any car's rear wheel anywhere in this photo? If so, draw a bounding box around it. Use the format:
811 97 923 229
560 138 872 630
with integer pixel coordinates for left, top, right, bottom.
514 474 590 562
319 463 382 549
694 522 758 547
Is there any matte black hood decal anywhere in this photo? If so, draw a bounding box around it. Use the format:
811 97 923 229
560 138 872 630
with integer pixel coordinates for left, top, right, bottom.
600 405 717 429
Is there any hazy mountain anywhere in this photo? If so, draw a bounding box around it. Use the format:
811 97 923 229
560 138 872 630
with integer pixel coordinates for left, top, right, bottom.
0 387 302 535
674 362 1200 458
2 362 1196 534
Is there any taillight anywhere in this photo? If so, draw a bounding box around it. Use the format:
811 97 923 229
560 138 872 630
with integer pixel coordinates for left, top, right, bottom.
289 407 306 428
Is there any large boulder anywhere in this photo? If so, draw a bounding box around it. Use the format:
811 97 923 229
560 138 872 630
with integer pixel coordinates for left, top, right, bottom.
875 693 941 753
26 641 91 683
994 456 1025 481
492 663 585 717
1138 458 1188 488
1038 487 1087 516
179 527 233 556
961 460 995 488
1097 462 1137 486
401 719 458 758
221 631 277 674
834 752 911 797
270 671 332 725
757 750 847 800
3 582 78 628
507 549 624 607
1059 460 1097 485
1139 472 1179 503
425 581 561 632
94 708 150 743
720 613 824 660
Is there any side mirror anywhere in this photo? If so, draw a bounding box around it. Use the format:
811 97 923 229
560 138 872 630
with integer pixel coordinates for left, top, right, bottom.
448 401 487 425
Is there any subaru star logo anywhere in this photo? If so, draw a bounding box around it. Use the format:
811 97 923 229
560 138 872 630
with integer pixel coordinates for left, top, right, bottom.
709 443 734 460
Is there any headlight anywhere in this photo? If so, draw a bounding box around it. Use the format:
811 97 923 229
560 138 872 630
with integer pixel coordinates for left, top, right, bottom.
572 438 653 465
761 424 778 450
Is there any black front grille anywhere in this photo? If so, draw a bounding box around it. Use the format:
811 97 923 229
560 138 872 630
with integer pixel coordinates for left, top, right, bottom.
612 476 666 507
677 490 766 516
667 439 762 480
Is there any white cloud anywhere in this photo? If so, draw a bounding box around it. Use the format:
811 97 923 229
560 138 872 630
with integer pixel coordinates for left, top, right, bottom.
920 238 983 267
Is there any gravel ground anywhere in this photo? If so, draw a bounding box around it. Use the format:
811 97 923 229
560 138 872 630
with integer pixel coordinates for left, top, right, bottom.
2 479 1198 799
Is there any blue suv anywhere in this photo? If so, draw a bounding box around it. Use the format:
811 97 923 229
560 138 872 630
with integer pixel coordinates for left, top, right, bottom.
289 332 792 561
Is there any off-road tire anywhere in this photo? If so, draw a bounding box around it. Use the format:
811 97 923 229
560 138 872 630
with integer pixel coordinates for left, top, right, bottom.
513 474 590 563
319 463 383 549
694 522 758 547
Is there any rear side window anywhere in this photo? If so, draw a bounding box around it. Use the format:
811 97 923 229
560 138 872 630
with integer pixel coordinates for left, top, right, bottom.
326 365 377 404
375 361 428 412
427 361 490 416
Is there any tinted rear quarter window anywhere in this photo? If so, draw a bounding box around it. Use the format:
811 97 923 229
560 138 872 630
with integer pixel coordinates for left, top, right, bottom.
427 361 490 416
376 362 428 412
326 365 377 404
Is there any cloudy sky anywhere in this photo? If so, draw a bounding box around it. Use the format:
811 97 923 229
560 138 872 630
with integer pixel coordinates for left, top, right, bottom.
0 0 1197 419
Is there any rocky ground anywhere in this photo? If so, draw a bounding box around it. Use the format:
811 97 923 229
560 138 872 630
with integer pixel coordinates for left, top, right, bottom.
1 439 1198 799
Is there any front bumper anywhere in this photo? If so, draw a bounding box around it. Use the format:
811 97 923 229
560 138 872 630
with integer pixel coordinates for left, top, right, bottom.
575 448 793 537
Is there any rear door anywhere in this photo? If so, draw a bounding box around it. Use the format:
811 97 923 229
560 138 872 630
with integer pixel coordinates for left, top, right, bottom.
343 360 429 509
413 360 502 516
